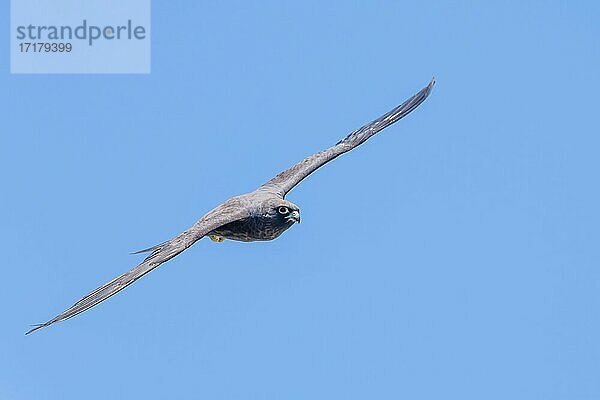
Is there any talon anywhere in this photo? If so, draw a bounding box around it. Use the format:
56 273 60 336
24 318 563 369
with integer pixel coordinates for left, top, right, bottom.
209 235 225 242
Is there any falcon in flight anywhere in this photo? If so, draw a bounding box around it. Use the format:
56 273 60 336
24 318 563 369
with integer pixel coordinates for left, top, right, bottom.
27 78 435 334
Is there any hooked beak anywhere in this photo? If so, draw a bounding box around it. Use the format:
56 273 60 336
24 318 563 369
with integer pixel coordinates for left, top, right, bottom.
286 210 300 223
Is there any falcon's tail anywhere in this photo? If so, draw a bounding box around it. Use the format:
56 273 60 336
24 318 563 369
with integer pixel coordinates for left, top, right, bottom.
130 241 168 255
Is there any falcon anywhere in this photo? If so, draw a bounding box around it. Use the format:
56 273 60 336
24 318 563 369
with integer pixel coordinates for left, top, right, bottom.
26 78 435 334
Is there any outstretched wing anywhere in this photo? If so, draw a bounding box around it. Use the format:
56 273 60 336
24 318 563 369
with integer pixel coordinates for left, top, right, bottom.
26 202 247 335
260 78 435 197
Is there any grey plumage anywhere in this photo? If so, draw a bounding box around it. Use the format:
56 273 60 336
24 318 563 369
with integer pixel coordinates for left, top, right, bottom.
26 78 435 335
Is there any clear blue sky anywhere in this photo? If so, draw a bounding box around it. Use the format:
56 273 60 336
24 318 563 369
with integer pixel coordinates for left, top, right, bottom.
1 1 599 399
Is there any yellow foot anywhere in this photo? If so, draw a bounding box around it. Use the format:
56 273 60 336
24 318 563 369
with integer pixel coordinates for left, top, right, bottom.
209 235 225 243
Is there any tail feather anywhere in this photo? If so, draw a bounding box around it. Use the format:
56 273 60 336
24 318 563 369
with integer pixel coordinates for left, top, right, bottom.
130 240 168 255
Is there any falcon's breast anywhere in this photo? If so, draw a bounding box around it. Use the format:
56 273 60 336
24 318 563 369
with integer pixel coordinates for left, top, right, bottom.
209 215 296 242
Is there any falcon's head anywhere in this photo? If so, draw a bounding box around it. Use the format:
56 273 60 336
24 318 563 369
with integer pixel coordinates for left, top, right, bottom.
271 199 301 225
258 197 300 227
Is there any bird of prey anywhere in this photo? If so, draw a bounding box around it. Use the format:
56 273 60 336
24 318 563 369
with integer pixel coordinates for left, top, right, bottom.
26 78 435 334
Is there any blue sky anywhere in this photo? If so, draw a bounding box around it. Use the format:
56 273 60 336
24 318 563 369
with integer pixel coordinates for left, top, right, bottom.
1 1 599 399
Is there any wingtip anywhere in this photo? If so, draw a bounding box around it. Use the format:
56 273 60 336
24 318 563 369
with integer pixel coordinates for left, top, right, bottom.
429 76 436 87
414 77 435 102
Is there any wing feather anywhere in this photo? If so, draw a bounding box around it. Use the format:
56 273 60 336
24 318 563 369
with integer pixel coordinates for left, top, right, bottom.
261 78 435 196
26 203 246 334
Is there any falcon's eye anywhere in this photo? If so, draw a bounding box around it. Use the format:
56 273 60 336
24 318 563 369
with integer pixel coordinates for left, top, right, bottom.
278 206 289 214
